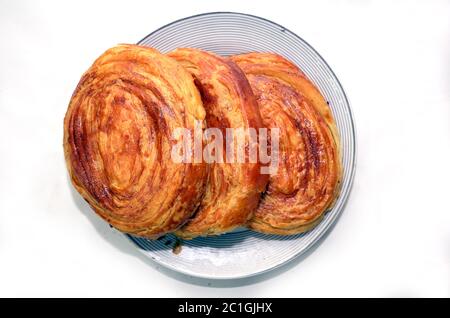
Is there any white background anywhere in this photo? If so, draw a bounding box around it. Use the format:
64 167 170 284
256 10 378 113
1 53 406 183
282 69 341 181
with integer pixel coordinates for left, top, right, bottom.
0 0 449 297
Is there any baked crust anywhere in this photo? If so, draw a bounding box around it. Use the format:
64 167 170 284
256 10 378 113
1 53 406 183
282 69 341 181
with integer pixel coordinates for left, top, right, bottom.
168 48 268 238
63 44 207 237
232 53 342 235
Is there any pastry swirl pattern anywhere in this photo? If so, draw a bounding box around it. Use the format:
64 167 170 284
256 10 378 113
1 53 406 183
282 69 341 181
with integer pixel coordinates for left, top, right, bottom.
232 53 342 235
64 44 208 237
168 48 268 238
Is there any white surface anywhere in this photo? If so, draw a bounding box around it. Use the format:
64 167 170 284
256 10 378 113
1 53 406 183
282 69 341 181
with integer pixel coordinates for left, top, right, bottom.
0 0 449 297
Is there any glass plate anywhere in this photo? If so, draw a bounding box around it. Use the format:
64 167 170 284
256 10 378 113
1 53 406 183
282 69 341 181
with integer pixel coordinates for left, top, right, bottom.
125 12 356 279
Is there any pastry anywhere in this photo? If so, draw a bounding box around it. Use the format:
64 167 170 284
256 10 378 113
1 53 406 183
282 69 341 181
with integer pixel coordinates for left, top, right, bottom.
232 52 342 235
64 44 208 237
168 48 268 238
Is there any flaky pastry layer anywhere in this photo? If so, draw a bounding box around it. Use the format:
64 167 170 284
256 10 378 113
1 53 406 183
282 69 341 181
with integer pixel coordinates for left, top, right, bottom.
64 44 208 237
232 53 342 235
168 48 268 238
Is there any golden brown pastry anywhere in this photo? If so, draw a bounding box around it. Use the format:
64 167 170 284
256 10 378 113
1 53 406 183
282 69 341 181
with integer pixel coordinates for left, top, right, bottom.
64 44 208 237
168 48 268 238
232 52 342 235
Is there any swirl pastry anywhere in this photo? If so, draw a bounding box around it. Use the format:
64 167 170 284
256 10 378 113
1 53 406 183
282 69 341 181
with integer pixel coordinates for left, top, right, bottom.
232 53 342 235
64 44 208 237
168 48 268 238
